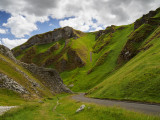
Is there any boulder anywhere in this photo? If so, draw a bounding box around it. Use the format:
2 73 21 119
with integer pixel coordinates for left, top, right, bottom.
76 105 85 113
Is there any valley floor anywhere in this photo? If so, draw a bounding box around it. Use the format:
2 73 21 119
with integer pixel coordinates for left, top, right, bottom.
1 94 160 120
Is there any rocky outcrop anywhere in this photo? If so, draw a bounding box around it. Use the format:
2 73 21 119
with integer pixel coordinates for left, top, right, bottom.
44 47 86 72
0 73 29 94
0 45 72 95
0 45 17 63
95 25 116 40
118 13 160 66
20 62 72 93
12 26 82 57
134 7 160 30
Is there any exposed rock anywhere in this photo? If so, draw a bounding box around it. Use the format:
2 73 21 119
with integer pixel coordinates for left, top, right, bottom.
12 26 82 57
76 104 85 113
68 84 74 88
0 56 42 96
134 7 160 30
95 30 104 40
0 73 29 94
43 47 86 72
95 25 116 40
38 100 44 103
0 45 72 95
0 45 17 63
104 25 116 34
20 62 72 93
117 23 155 66
0 106 17 116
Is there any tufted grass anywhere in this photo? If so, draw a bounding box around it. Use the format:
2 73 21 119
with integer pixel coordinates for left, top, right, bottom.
1 95 159 120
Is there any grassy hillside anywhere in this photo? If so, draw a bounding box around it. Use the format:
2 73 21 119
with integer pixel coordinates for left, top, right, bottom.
88 25 160 103
61 24 134 91
0 89 25 106
11 7 160 103
0 51 53 105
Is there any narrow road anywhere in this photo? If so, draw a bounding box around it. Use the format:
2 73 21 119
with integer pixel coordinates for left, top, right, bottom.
72 93 160 116
0 106 17 116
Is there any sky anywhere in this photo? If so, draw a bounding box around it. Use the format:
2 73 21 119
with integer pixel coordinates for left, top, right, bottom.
0 0 160 49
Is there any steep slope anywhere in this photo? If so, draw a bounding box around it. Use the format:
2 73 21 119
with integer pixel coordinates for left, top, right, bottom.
61 24 133 91
12 26 85 72
88 8 160 103
12 25 134 92
11 7 160 103
0 45 71 104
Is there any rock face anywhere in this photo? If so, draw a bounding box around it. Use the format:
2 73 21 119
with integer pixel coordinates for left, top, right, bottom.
11 26 85 73
0 45 72 95
12 26 80 57
0 73 29 94
0 45 17 63
21 62 72 93
95 25 116 40
118 8 160 66
134 7 160 30
0 106 17 116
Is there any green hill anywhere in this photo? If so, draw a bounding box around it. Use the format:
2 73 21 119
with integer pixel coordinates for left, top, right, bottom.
12 7 160 103
0 45 71 105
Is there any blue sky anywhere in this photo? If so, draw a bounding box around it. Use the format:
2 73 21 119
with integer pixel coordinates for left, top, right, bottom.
0 0 160 49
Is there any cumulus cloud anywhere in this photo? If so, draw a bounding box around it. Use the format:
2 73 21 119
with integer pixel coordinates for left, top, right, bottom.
0 38 27 49
0 28 7 34
3 15 38 38
0 0 160 37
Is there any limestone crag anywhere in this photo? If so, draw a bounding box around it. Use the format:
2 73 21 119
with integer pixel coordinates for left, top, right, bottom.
0 45 72 95
12 26 80 57
21 62 72 93
0 73 29 94
0 45 17 63
95 25 116 40
134 7 160 30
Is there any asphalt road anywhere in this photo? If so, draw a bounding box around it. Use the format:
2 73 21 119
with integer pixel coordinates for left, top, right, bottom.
72 93 160 116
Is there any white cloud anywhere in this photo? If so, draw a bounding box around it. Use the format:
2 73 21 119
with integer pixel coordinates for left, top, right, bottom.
59 16 91 31
3 15 37 38
49 24 53 26
3 15 49 38
1 38 27 49
94 27 104 31
0 28 7 34
0 0 160 37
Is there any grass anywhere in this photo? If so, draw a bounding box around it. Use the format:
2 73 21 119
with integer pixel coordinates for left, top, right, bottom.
61 24 134 92
1 94 160 120
35 42 55 54
0 52 52 98
9 8 160 104
0 89 25 106
88 26 160 103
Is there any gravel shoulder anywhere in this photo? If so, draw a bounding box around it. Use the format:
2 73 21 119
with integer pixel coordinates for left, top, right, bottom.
72 93 160 116
0 106 17 116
